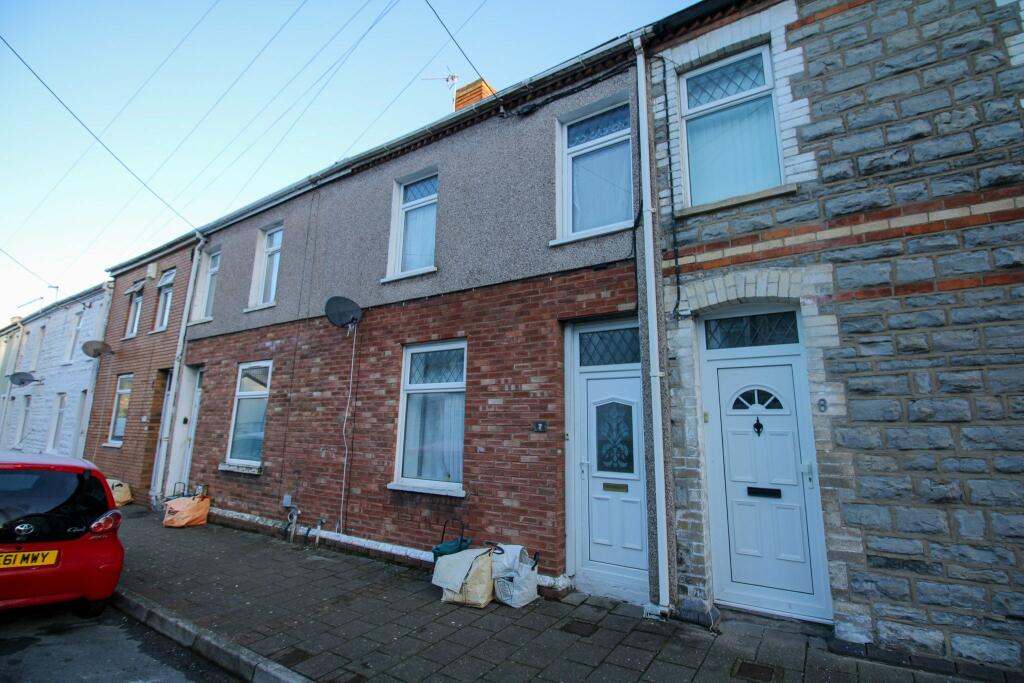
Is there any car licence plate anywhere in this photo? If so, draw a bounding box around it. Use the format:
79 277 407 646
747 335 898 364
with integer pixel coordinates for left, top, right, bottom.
0 550 59 569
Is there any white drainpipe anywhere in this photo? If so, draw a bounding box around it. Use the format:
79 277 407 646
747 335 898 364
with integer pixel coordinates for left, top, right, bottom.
634 35 671 611
152 231 206 503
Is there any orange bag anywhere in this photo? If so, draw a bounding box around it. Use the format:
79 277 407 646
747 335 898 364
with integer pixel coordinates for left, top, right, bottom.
162 495 211 528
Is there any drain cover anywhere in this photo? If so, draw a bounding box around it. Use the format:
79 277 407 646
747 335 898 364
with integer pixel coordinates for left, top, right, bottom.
734 660 776 682
562 620 599 637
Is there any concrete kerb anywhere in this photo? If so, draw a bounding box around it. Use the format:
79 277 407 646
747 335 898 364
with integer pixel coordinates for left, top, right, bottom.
112 588 312 683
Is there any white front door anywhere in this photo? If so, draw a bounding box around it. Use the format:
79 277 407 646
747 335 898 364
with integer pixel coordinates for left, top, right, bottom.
571 321 649 604
702 309 832 622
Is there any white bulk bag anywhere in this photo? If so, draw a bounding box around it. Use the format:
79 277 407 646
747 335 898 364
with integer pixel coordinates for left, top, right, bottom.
432 547 494 608
491 544 538 608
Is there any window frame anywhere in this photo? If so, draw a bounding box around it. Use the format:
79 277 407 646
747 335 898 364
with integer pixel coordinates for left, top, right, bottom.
124 282 144 338
225 360 273 466
153 269 175 332
555 102 635 244
31 325 45 370
65 311 83 362
107 373 133 446
391 339 467 495
202 251 220 319
256 227 282 307
678 45 785 207
385 172 439 281
15 395 31 445
48 392 67 453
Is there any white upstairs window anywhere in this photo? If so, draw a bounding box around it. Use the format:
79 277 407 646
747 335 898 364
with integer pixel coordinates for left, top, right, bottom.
560 104 633 240
394 340 466 493
32 326 45 369
154 269 175 331
227 361 272 465
681 46 783 206
203 251 220 318
258 228 281 306
65 311 83 362
124 280 144 338
387 174 438 279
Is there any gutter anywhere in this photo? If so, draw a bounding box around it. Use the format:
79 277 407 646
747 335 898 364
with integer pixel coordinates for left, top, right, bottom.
151 230 207 502
633 36 671 612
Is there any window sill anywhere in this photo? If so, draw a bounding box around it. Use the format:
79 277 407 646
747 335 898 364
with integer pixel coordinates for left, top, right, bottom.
101 441 123 449
674 183 799 219
548 222 633 247
148 328 167 335
188 317 213 326
387 481 466 498
243 302 276 314
120 334 137 341
219 462 263 475
380 266 437 284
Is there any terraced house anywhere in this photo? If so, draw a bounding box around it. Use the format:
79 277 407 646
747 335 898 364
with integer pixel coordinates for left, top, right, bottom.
170 30 672 609
0 284 110 458
648 0 1024 676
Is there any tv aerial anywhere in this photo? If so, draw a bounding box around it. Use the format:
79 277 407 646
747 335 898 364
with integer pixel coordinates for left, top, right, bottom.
422 67 459 92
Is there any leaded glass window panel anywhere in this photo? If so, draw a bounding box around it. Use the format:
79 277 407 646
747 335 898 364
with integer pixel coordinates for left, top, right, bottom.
403 175 438 203
687 53 766 109
595 402 634 473
705 312 798 350
580 328 641 366
731 388 784 411
410 348 465 384
567 105 630 148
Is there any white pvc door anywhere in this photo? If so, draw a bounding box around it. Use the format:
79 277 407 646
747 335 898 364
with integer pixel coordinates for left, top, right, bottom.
571 321 649 604
718 365 812 594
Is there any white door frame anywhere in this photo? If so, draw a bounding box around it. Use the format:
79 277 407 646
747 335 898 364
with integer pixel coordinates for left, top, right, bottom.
699 303 833 623
565 318 650 604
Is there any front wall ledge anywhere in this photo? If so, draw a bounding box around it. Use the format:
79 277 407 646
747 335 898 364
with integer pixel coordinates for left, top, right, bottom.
548 223 634 247
386 481 466 498
218 462 262 475
674 183 799 219
188 318 213 326
243 303 276 313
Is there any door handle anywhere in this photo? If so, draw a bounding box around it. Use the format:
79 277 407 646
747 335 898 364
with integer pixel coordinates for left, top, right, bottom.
580 460 590 478
801 462 815 487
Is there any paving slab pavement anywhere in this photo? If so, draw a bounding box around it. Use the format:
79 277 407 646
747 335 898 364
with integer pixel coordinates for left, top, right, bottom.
116 506 975 683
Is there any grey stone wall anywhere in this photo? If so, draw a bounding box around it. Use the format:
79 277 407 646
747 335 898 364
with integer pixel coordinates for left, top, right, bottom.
652 0 1024 673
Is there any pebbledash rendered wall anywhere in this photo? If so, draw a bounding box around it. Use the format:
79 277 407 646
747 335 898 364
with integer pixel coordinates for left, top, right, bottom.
85 240 195 497
184 263 638 577
651 0 1024 675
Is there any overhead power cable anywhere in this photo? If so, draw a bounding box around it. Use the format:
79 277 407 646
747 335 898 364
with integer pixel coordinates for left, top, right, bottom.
223 0 401 211
0 33 195 229
0 247 54 287
1 0 221 249
67 0 310 270
337 0 489 161
125 0 376 251
422 0 489 86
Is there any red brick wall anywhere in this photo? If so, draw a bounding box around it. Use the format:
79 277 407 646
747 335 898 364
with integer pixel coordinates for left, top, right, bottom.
86 242 195 494
184 262 637 575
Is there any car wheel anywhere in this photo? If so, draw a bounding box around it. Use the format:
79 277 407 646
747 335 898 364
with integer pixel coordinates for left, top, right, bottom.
75 599 108 618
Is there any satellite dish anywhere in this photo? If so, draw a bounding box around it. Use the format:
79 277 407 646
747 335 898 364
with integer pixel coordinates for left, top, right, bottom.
324 297 362 327
9 372 38 387
81 340 113 358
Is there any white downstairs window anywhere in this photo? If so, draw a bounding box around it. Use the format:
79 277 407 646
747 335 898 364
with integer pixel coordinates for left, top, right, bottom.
681 46 783 206
108 374 132 445
227 361 272 465
393 340 466 493
559 103 633 240
153 269 175 331
15 395 31 445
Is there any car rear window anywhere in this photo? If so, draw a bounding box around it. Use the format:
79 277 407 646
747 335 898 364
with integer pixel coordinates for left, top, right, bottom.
0 469 110 543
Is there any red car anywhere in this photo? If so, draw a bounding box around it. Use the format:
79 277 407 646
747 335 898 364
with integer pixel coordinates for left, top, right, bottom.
0 452 124 616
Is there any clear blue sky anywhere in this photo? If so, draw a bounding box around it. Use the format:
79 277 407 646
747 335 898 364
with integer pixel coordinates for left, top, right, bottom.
0 0 687 323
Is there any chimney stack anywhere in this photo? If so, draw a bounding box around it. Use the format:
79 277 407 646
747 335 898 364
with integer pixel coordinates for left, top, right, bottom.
454 79 496 111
